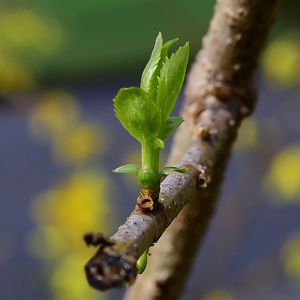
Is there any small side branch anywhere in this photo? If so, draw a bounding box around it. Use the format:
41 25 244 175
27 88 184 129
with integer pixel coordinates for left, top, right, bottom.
85 147 208 290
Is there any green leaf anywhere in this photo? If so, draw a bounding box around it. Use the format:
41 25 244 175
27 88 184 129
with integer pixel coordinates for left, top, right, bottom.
161 166 188 175
159 116 184 140
147 38 179 102
156 43 189 123
137 250 148 274
140 32 163 94
161 38 179 59
113 87 161 143
113 164 140 175
154 137 165 149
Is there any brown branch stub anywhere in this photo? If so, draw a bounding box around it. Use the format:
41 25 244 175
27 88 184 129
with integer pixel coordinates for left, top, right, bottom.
84 233 137 290
136 188 160 213
85 245 137 290
137 193 155 212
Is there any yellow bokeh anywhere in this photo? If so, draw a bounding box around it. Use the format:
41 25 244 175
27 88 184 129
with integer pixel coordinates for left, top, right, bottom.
53 123 103 165
264 145 300 202
30 91 80 140
0 50 34 92
235 117 258 152
281 233 300 280
28 170 109 300
262 36 300 87
0 8 63 55
28 89 109 300
29 171 110 256
203 289 234 300
30 90 104 165
28 226 71 261
0 7 63 92
51 253 100 300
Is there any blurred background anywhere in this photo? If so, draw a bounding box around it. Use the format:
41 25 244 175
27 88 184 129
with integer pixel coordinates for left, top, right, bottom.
0 0 300 299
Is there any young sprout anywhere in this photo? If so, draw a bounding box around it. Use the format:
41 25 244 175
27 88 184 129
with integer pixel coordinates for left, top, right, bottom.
113 33 189 273
136 249 148 274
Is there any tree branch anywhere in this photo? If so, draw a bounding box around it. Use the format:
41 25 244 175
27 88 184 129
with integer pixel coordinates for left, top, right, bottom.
124 0 279 299
84 0 279 295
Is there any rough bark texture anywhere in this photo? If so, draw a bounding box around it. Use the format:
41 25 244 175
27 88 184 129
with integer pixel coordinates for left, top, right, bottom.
84 0 279 296
124 0 279 299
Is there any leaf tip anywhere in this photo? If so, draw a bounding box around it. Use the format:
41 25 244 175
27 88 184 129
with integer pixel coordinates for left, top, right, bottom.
112 164 140 175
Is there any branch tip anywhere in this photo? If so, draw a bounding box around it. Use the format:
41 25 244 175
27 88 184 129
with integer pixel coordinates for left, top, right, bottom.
85 247 137 291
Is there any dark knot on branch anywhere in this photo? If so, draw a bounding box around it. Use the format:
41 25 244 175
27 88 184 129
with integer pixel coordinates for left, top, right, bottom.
83 232 137 291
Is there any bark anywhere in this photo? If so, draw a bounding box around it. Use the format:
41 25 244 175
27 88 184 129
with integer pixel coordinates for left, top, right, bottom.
84 0 279 296
124 0 279 299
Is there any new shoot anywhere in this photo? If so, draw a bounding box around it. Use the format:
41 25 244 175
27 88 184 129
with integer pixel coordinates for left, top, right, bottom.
113 32 189 273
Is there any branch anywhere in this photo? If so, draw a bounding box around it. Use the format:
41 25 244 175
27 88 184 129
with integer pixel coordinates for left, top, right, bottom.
124 0 279 299
84 152 202 290
84 0 279 294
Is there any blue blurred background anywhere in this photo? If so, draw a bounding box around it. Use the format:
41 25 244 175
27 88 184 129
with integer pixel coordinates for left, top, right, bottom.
1 1 300 300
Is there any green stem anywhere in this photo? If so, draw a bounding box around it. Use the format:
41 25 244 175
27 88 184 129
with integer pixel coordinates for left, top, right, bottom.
153 148 160 174
139 141 161 192
142 143 153 171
